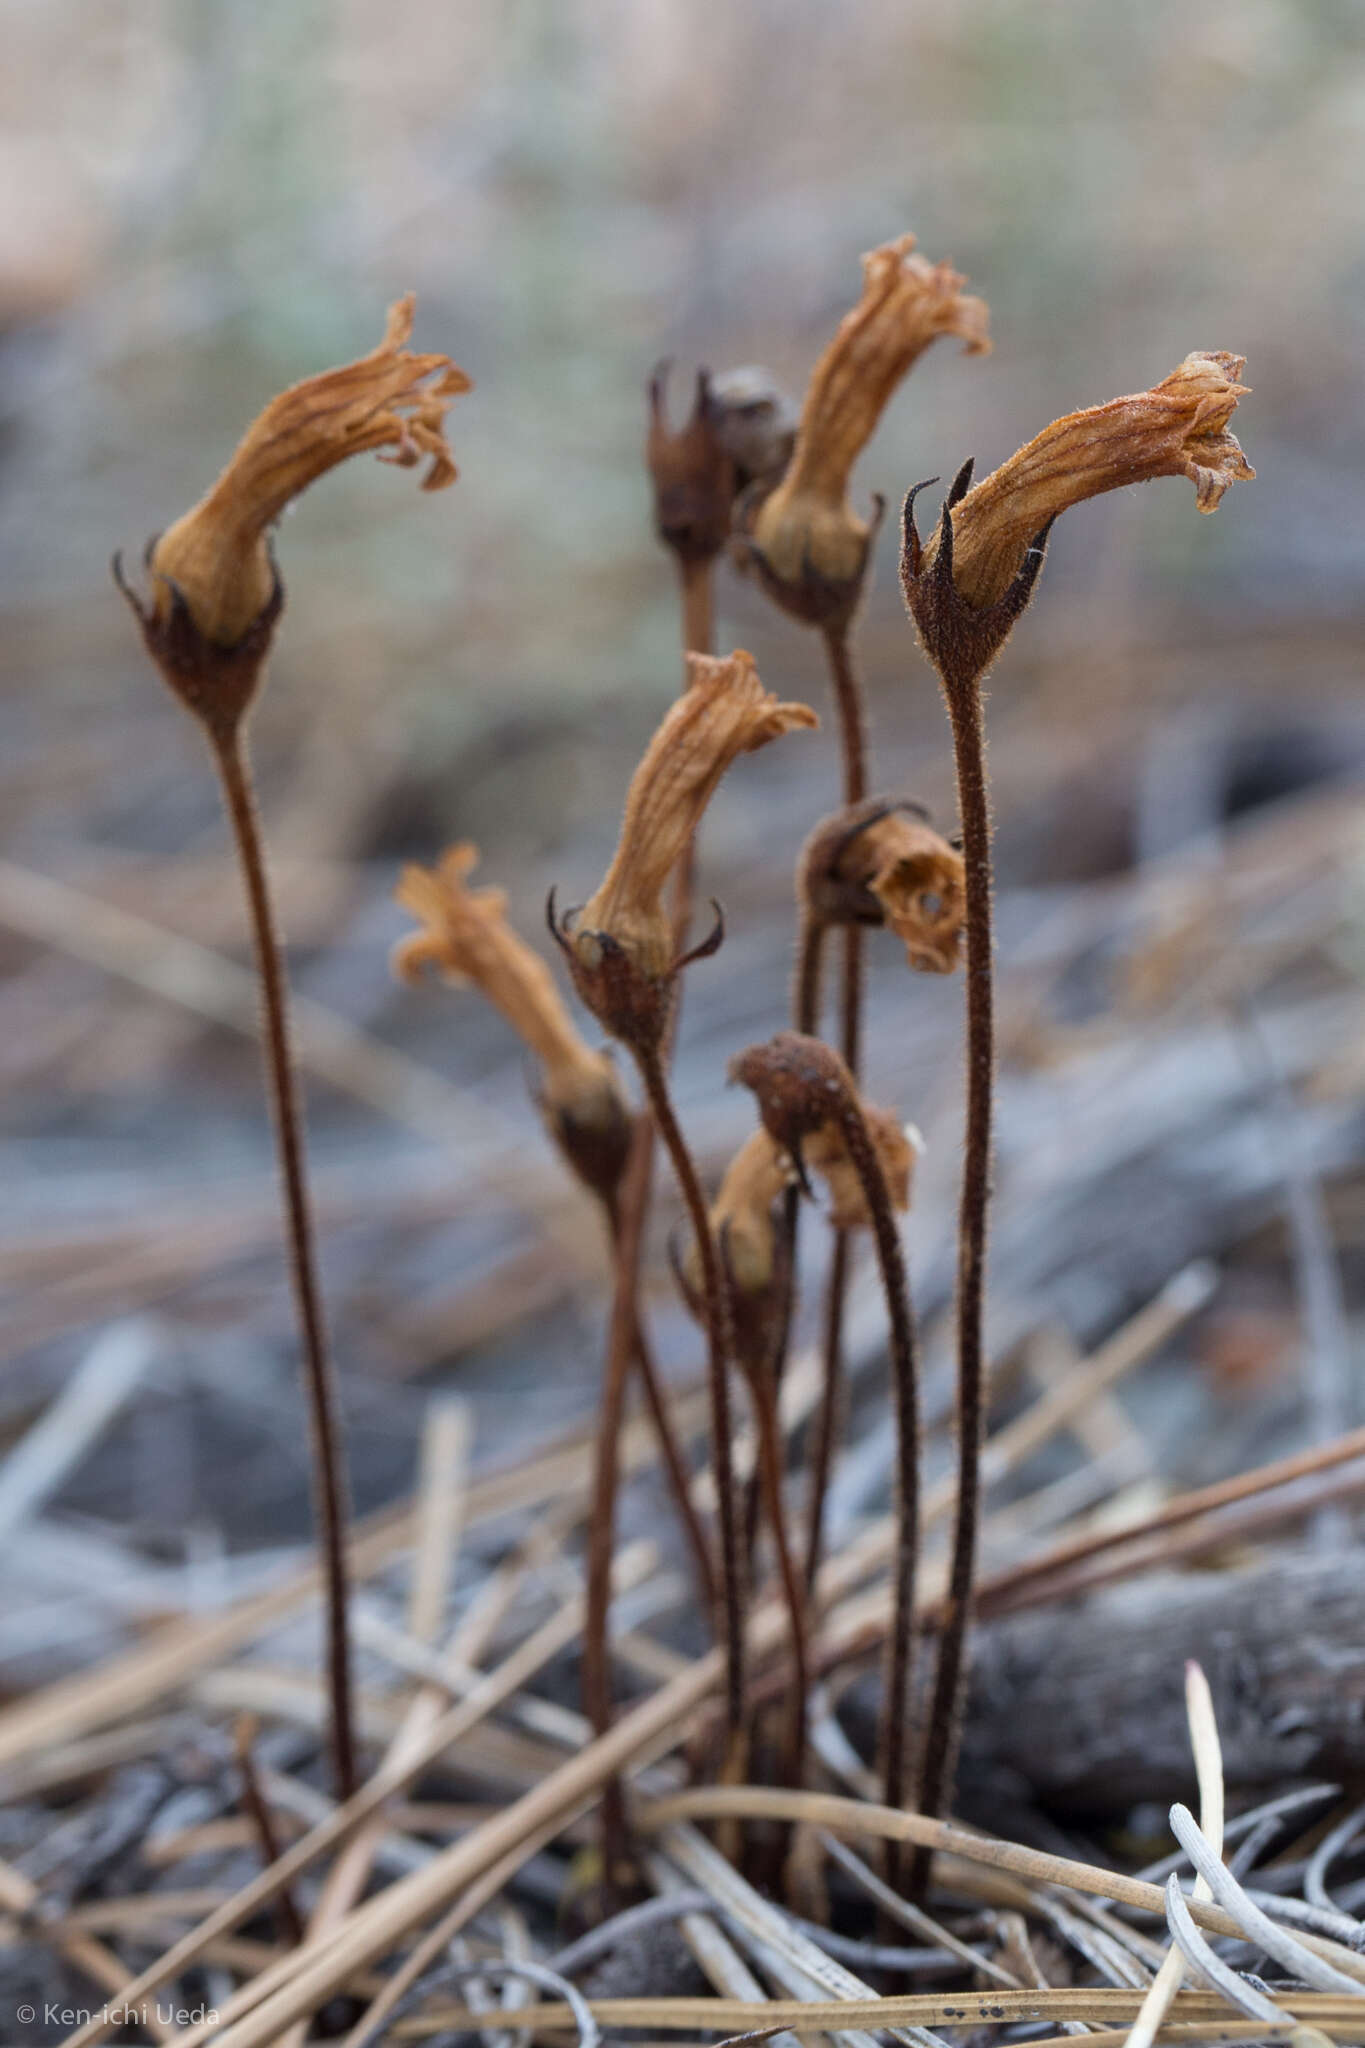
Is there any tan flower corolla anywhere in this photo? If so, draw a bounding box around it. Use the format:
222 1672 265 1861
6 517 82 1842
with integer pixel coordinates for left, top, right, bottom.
702 1128 795 1298
572 650 818 983
805 1107 917 1229
750 235 990 594
152 296 470 646
928 351 1254 612
803 799 965 974
394 843 623 1142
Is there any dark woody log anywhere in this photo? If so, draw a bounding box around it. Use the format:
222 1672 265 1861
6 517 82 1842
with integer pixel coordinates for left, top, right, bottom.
847 1551 1365 1820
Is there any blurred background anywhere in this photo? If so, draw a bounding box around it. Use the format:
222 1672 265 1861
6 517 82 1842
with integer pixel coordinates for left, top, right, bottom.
2 0 1364 1690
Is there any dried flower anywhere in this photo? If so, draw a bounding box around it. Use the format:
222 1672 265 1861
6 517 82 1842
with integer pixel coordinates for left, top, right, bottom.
728 1030 915 1215
395 843 631 1199
647 364 738 567
801 797 965 973
805 1106 918 1228
683 1128 794 1303
708 366 799 494
918 351 1254 616
741 235 989 625
554 651 817 1048
152 295 467 647
674 1127 798 1388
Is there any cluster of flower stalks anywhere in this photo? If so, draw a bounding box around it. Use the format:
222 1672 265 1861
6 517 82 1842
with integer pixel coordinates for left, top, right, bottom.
117 244 1252 1908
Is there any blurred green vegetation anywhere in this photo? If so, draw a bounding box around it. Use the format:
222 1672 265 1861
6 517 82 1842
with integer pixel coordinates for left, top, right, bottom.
1 0 1361 842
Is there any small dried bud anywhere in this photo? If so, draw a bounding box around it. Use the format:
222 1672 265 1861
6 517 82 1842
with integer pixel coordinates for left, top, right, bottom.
555 651 818 1050
741 235 989 627
805 1107 917 1228
707 367 799 494
395 843 631 1200
646 364 737 566
908 352 1253 638
801 797 965 973
118 297 469 741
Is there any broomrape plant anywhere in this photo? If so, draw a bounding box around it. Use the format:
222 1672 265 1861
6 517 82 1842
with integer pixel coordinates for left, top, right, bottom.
120 247 1252 1917
116 295 469 1802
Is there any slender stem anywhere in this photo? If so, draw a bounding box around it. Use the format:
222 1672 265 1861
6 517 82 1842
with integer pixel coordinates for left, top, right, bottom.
234 1715 304 1946
793 908 827 1041
747 1359 810 1783
583 1123 653 1887
832 1098 921 1894
823 625 868 807
211 731 356 1802
607 1197 717 1614
913 676 993 1889
637 1047 746 1741
670 554 713 952
804 623 868 1600
680 555 715 669
803 1228 850 1595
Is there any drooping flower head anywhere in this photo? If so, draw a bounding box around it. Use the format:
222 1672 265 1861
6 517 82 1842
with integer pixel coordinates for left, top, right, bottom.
395 842 631 1199
923 351 1253 614
152 296 469 648
743 235 990 625
902 352 1253 687
556 651 817 1049
728 1030 915 1225
117 296 469 746
801 797 965 974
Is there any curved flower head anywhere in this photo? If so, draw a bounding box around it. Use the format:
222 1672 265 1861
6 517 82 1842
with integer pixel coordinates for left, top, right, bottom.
916 352 1254 618
558 650 817 1048
744 235 989 624
150 296 469 650
728 1030 916 1225
801 797 965 974
395 843 631 1199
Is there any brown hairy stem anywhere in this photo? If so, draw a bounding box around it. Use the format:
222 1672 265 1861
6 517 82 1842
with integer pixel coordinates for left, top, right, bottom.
637 1048 746 1742
912 673 992 1887
583 1121 654 1886
745 1353 810 1782
806 623 868 1600
234 1715 304 1946
830 1096 921 1890
211 731 357 1803
680 556 715 673
625 1279 717 1614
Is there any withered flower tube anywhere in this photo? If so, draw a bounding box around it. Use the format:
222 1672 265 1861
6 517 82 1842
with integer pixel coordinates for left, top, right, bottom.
151 295 469 649
696 1128 794 1302
802 798 966 976
394 843 631 1196
562 650 817 1043
749 235 989 598
923 350 1253 613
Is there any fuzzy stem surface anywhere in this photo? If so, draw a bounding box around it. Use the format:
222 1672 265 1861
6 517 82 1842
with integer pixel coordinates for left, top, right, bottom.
212 730 357 1803
913 674 993 1890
